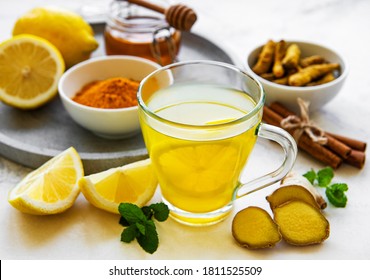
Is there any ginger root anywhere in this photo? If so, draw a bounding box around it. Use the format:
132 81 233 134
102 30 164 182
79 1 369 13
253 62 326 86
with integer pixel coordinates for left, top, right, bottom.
267 171 327 210
273 200 330 246
232 207 282 249
252 40 276 75
288 63 340 86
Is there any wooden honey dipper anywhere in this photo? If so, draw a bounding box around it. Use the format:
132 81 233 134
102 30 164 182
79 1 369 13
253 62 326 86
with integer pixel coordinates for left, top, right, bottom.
126 0 197 31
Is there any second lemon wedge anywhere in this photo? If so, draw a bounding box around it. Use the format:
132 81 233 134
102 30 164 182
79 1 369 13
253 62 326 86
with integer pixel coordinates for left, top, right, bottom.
8 147 83 215
79 159 158 214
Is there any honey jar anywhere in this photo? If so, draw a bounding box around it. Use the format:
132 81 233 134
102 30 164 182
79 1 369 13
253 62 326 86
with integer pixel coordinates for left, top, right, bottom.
104 0 181 65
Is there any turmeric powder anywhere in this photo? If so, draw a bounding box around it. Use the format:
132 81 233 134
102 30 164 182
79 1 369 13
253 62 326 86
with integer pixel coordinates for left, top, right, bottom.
72 77 140 109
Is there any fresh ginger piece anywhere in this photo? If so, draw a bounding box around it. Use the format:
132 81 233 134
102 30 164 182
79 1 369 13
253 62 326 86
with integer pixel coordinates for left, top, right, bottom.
252 40 276 75
273 200 330 246
267 185 323 211
232 206 282 249
288 63 340 86
267 171 327 210
282 43 301 69
272 40 287 78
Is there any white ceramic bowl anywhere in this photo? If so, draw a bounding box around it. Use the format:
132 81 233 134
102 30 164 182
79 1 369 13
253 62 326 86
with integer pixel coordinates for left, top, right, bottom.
245 41 348 112
58 55 162 139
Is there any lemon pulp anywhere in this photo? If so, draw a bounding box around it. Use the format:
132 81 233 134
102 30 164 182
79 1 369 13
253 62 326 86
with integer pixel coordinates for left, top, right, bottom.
79 159 158 214
8 147 84 215
0 34 65 109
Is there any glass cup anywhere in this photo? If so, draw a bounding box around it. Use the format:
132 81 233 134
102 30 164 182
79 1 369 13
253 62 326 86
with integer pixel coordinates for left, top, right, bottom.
138 60 297 226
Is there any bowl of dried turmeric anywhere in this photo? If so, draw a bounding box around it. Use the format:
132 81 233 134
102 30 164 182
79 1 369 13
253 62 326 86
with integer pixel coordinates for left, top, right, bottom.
58 55 165 139
245 40 348 112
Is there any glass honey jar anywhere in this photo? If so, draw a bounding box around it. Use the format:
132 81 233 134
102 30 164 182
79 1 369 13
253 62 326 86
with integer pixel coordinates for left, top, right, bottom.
104 0 181 65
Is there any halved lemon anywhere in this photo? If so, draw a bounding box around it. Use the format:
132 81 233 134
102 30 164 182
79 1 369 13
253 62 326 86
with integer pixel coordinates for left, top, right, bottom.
0 34 65 109
8 147 84 215
79 159 158 214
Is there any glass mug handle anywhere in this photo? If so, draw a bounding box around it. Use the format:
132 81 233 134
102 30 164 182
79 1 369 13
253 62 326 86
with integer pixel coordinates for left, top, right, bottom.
236 123 298 198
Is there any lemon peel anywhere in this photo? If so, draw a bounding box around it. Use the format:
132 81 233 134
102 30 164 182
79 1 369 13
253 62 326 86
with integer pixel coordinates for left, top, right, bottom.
13 6 99 68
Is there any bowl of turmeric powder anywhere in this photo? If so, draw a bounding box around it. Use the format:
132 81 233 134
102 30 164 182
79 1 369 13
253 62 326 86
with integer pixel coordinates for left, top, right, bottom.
58 55 164 139
245 40 348 112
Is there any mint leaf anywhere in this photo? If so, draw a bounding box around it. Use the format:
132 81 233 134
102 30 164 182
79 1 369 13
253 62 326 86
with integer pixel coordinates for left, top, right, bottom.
140 203 169 222
331 183 348 192
118 202 169 254
121 224 138 243
303 169 317 184
136 222 146 235
149 203 170 222
326 183 348 207
118 203 147 224
303 167 348 208
317 167 334 187
141 206 154 220
119 216 130 227
137 220 159 254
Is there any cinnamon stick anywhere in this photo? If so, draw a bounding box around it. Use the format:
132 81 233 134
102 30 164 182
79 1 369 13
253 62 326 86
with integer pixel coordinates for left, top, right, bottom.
326 132 367 152
263 106 342 169
269 102 351 159
345 150 366 169
266 102 367 169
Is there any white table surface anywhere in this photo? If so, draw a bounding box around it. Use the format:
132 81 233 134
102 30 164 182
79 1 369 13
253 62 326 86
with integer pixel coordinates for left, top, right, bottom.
0 0 369 260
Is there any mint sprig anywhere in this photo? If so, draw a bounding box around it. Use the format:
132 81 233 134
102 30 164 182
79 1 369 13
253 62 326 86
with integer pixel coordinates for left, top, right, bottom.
303 167 348 207
118 202 169 254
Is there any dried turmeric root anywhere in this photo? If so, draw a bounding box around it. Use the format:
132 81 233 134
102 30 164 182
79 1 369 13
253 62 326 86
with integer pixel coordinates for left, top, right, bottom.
288 63 340 86
267 172 327 210
282 43 301 69
272 76 289 85
307 72 336 86
273 200 330 246
232 207 282 249
252 40 276 75
300 55 326 68
272 40 287 78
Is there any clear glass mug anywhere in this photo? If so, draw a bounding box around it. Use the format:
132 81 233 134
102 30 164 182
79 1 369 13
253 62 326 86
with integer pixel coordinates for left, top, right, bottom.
138 60 297 226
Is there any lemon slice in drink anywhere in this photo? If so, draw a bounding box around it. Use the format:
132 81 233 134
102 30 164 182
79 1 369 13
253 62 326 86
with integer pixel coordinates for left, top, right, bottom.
8 147 84 215
79 159 158 214
0 34 65 109
151 142 247 213
152 143 241 193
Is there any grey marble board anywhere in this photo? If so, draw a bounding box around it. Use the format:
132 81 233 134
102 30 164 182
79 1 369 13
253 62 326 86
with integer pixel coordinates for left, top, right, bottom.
0 24 237 174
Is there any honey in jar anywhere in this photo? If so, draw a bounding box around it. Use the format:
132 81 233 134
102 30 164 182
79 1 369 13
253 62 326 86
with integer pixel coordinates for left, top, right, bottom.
104 0 181 65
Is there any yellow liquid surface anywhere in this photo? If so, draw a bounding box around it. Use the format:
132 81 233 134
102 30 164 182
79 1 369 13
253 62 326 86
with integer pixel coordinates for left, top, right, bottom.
141 84 259 213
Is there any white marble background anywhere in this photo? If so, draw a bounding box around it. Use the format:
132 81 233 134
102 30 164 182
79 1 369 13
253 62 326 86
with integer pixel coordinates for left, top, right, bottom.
0 0 369 260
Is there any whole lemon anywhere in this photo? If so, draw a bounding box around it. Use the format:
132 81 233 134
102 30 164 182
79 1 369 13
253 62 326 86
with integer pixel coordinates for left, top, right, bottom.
12 6 99 68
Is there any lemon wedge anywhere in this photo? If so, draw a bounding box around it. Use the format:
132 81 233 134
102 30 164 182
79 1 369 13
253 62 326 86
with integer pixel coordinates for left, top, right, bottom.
0 34 65 109
79 159 158 214
8 147 84 215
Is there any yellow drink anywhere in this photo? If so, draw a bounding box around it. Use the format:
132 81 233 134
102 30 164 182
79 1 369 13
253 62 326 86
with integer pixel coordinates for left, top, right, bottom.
140 83 260 214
